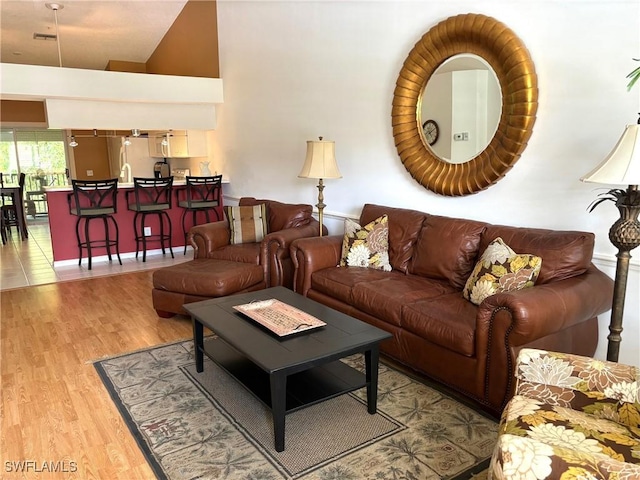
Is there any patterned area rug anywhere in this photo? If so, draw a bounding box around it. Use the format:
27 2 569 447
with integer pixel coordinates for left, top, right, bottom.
94 339 497 479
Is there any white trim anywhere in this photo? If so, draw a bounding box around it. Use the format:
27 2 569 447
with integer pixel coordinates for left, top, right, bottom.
592 252 640 271
53 247 190 268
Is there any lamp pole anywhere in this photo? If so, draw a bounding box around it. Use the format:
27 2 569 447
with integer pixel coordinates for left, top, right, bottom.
316 178 325 237
606 184 640 362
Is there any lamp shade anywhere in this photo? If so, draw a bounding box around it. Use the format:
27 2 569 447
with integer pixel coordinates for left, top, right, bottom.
298 139 342 179
581 124 640 185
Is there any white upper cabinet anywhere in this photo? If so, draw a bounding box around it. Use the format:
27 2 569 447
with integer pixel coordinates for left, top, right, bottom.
149 130 208 158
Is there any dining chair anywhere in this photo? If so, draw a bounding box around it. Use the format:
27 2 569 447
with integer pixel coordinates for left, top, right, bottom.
1 172 27 239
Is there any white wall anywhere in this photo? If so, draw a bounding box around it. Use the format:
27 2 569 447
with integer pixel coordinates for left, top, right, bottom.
213 0 640 367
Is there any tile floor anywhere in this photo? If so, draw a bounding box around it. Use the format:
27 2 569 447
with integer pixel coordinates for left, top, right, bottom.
0 217 191 291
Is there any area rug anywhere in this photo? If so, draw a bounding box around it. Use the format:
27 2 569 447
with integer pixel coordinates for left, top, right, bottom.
94 339 498 480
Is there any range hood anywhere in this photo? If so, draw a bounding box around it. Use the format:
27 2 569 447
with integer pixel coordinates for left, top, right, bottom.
0 63 223 130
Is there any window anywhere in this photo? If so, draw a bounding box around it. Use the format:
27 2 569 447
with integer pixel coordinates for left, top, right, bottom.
0 129 69 217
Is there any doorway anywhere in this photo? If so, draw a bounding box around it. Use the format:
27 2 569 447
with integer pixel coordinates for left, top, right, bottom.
0 128 69 221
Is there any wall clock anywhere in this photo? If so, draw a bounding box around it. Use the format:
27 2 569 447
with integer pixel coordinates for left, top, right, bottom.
422 120 439 146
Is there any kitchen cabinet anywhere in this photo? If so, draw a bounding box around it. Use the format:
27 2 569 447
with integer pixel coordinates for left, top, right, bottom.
148 130 208 158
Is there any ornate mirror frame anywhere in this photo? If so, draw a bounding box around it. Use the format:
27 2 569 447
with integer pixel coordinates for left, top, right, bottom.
392 13 538 196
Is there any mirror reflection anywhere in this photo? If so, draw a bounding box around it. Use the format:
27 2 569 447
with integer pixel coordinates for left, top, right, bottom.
420 54 502 164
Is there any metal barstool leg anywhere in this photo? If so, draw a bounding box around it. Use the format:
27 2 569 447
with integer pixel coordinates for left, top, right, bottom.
162 210 174 258
75 217 83 267
133 212 141 259
102 216 113 262
109 215 122 265
182 209 190 255
141 212 148 262
84 217 92 270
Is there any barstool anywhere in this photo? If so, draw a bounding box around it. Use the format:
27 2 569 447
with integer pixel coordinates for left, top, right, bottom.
177 175 222 254
126 176 174 262
67 178 121 270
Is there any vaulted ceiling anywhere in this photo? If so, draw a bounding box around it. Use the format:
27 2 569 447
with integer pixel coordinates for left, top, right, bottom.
0 1 188 71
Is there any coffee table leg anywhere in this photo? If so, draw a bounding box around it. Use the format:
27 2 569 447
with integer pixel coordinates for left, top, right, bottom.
193 318 204 373
270 373 287 452
365 346 380 414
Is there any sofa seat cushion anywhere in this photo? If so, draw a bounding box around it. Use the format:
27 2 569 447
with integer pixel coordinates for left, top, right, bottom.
351 274 457 327
208 243 261 264
402 294 477 356
310 266 392 306
153 259 264 297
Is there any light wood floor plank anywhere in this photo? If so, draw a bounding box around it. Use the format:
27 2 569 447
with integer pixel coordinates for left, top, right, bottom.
1 270 192 479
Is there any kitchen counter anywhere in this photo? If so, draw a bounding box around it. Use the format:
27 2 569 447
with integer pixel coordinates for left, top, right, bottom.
43 177 229 193
44 179 227 264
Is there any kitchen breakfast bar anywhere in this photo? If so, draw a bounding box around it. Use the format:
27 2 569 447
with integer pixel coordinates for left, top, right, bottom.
44 181 225 264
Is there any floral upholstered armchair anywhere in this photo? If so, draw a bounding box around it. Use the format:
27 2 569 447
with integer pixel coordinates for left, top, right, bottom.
490 348 640 479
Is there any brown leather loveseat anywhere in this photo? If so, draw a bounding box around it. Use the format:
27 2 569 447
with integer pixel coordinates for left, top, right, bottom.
152 197 324 317
291 203 614 415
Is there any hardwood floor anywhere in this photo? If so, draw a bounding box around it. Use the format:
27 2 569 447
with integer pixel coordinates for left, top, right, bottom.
1 270 194 479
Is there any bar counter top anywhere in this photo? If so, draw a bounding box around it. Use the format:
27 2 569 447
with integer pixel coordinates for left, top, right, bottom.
45 178 227 264
44 177 229 192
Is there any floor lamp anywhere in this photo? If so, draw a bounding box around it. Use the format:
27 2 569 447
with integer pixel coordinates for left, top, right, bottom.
298 137 342 237
581 122 640 362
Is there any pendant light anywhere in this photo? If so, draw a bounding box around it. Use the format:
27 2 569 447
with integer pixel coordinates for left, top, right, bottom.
45 3 64 67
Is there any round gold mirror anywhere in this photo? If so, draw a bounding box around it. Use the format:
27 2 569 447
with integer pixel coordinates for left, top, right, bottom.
392 13 538 196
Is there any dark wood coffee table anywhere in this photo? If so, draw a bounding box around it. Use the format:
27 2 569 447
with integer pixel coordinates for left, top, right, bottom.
185 286 392 452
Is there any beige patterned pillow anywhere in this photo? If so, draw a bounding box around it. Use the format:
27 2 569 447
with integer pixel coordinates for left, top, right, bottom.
340 214 391 271
463 237 542 305
225 204 268 244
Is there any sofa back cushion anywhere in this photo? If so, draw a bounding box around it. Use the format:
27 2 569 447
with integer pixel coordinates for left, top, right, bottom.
360 204 426 273
409 215 486 289
239 197 313 233
480 225 595 284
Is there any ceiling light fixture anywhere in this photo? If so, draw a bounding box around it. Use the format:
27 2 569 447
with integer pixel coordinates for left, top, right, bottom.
45 3 64 68
69 135 78 147
132 129 141 137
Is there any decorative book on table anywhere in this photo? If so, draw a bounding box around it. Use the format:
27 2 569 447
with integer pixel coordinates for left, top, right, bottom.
233 299 326 336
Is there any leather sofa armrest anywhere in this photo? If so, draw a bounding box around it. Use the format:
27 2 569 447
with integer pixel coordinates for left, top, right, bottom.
260 220 323 287
477 264 613 344
188 221 231 259
290 235 343 295
475 264 614 409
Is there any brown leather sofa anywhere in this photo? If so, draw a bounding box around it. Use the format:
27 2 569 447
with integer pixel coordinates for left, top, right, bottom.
152 197 324 317
290 203 614 415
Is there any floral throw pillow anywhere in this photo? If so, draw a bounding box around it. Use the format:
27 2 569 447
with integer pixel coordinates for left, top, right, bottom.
463 237 542 305
339 214 392 271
